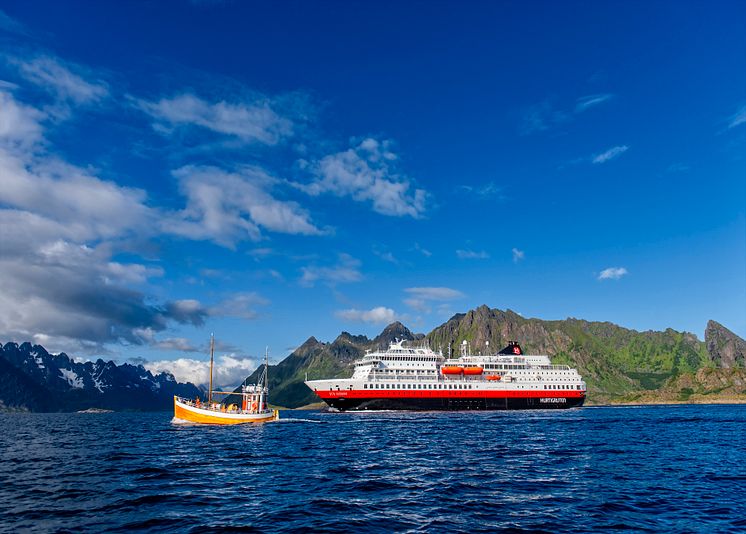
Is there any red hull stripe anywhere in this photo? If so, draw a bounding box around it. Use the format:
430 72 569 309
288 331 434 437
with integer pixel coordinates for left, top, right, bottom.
315 389 586 400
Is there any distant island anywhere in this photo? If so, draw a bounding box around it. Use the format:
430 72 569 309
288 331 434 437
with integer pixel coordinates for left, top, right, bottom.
2 305 744 412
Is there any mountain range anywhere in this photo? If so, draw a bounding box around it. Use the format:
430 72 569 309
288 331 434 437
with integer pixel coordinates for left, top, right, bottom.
2 306 745 412
0 342 201 412
238 306 746 408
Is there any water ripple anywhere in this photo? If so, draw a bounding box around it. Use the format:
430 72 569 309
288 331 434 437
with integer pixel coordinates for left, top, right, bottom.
1 405 746 532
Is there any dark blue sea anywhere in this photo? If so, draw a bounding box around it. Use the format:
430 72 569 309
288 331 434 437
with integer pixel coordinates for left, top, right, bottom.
1 405 745 533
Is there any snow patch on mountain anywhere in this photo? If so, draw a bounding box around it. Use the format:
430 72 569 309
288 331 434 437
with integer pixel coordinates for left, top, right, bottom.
59 368 84 388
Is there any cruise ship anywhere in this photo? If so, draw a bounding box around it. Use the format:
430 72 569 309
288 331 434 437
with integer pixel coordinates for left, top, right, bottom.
305 340 586 411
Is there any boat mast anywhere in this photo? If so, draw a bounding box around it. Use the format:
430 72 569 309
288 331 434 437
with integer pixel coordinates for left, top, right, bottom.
208 333 215 405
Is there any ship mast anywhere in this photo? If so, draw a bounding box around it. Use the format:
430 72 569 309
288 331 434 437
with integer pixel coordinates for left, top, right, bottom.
208 333 215 405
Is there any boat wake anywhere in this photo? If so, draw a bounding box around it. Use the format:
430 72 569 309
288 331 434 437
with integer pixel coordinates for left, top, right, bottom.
275 417 322 424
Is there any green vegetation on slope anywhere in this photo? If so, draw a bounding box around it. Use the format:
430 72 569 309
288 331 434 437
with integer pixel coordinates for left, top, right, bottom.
232 306 742 408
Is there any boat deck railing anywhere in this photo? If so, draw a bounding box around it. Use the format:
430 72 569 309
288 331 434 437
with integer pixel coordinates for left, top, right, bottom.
175 396 271 415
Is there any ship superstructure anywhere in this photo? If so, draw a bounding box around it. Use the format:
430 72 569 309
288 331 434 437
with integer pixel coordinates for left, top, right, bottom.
305 340 586 411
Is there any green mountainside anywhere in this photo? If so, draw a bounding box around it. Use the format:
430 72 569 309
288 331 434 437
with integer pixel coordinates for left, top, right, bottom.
236 306 745 408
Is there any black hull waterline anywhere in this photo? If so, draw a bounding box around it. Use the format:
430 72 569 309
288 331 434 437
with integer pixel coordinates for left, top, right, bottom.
322 396 585 411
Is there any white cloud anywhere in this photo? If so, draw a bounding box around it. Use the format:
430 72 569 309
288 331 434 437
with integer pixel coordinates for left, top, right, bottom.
136 93 293 145
296 138 428 218
12 55 108 105
575 93 613 113
459 182 503 198
152 337 200 352
209 292 269 319
300 253 362 287
405 287 464 300
592 145 629 164
145 354 256 389
456 249 489 259
373 247 397 264
728 105 746 129
512 248 525 262
335 306 397 324
164 165 323 247
0 91 205 352
403 286 464 313
0 91 44 145
598 267 628 280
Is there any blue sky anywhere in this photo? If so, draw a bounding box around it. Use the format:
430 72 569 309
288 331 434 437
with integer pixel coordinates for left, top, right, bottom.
0 1 744 386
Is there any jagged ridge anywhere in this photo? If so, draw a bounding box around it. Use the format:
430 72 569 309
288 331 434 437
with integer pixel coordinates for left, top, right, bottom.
243 307 744 408
0 342 201 412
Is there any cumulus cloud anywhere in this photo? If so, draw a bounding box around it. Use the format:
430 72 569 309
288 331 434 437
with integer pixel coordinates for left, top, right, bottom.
403 286 464 313
335 306 397 324
136 93 293 145
593 145 629 164
300 253 362 287
0 92 45 150
728 105 746 129
598 267 628 280
0 93 155 243
163 165 323 247
512 248 525 262
456 249 489 259
0 91 206 352
10 55 108 105
145 354 257 389
295 138 428 218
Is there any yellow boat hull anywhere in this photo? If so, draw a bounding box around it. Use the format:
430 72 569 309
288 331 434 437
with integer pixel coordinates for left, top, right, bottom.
173 397 278 425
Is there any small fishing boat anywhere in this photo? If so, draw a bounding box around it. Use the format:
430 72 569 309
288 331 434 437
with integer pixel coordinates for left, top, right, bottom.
173 335 279 424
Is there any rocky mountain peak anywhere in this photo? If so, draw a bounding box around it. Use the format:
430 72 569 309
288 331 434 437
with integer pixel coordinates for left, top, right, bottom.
295 336 322 353
705 320 746 368
0 341 201 412
373 321 416 346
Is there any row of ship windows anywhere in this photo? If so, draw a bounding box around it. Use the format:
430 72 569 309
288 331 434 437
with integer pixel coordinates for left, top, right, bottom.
361 357 438 362
374 369 436 374
365 383 473 390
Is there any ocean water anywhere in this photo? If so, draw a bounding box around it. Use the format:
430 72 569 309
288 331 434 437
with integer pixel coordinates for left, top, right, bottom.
1 405 745 533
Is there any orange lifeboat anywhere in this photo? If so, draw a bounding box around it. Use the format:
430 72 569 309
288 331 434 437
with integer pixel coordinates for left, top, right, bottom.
463 366 483 375
441 366 463 375
486 375 502 381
